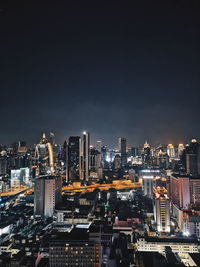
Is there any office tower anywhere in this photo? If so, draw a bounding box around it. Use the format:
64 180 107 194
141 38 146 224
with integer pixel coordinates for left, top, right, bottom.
170 176 190 209
186 153 198 176
101 146 107 163
157 151 169 169
17 141 27 154
118 137 127 167
35 133 55 176
90 147 101 171
0 154 7 175
67 136 81 182
96 140 102 152
130 147 139 157
143 177 155 199
114 154 121 169
184 139 199 176
167 144 175 158
154 187 170 233
80 131 90 180
178 144 184 157
49 232 100 267
34 175 62 218
143 141 151 166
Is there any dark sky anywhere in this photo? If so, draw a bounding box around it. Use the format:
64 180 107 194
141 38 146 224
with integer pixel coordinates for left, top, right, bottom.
1 1 200 147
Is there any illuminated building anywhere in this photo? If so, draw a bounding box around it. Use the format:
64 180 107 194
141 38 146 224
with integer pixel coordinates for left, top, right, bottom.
167 144 175 159
140 169 161 198
182 139 199 176
186 153 198 176
178 144 184 156
118 137 127 167
153 187 170 233
170 175 200 230
35 133 55 175
143 141 151 166
80 131 90 180
137 237 199 254
101 146 107 162
0 153 7 175
17 141 27 154
66 136 81 182
157 151 169 169
114 154 121 169
96 140 102 152
182 211 200 238
170 176 190 209
10 168 31 188
49 232 100 267
34 175 62 218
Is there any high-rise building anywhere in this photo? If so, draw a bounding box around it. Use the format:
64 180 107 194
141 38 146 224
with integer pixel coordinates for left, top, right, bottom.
66 136 81 182
96 140 102 153
90 147 101 172
80 132 90 180
154 187 170 233
35 134 55 176
167 144 175 159
178 144 184 157
34 175 62 218
170 176 190 209
143 141 151 166
181 139 199 176
118 137 127 167
114 154 121 169
186 153 198 176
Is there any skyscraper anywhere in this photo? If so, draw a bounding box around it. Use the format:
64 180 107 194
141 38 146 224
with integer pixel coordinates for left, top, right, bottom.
167 144 175 159
118 137 127 167
154 187 170 233
80 131 90 181
34 175 62 218
67 136 81 182
34 133 55 176
178 144 184 157
96 140 102 153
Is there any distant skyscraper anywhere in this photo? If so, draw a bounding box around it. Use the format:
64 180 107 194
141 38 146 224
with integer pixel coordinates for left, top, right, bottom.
118 137 127 167
143 141 151 166
154 187 170 233
34 175 62 218
80 132 90 180
35 133 55 176
186 153 198 176
67 136 81 182
167 144 175 158
96 140 102 152
114 154 121 169
178 144 184 157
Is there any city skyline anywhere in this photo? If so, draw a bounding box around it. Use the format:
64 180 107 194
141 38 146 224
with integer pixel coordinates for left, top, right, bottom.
1 1 200 146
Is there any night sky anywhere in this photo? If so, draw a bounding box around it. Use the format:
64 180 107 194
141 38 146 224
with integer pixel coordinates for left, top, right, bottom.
1 1 200 147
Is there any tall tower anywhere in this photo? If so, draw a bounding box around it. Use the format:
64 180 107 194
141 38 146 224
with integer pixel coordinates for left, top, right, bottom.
167 144 175 159
118 137 127 167
154 187 170 233
178 144 184 157
35 133 55 176
80 132 90 181
34 175 62 218
67 136 81 182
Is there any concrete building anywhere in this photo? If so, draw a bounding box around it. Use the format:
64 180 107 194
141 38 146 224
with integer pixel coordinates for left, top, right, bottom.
153 187 170 233
80 132 90 181
34 175 62 218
